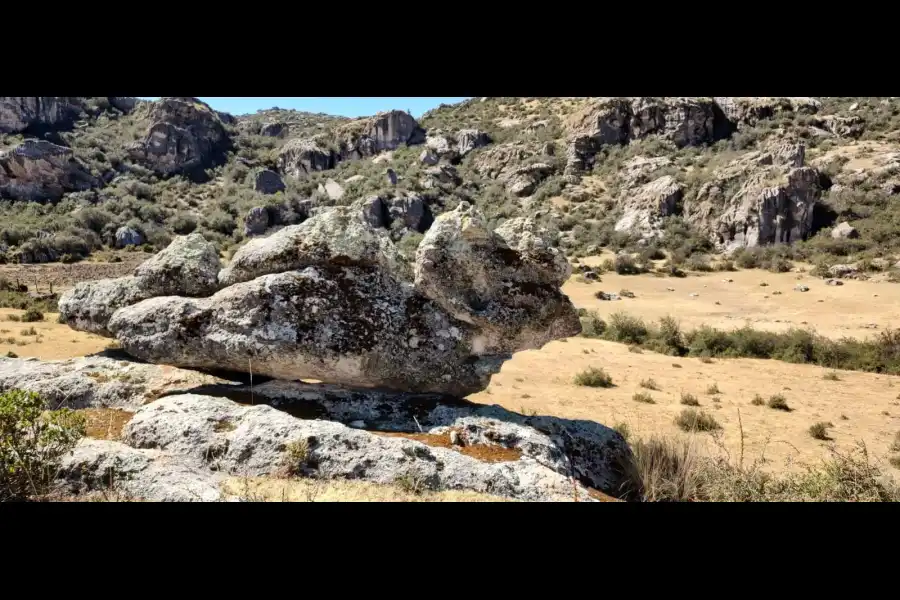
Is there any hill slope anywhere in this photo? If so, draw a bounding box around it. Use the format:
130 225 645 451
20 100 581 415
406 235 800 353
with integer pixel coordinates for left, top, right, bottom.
2 96 900 279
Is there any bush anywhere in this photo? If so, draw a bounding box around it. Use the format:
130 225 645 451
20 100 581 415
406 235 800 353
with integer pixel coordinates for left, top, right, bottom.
606 312 649 345
0 389 85 501
823 371 840 381
706 383 721 395
22 308 43 323
573 367 613 388
751 394 765 406
809 422 834 440
686 255 713 272
680 392 700 406
633 391 656 404
613 254 645 275
616 435 700 502
579 310 606 338
767 394 791 411
675 409 721 432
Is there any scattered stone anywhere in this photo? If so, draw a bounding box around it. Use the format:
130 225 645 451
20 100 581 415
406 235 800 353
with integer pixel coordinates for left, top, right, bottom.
722 278 733 283
794 285 810 292
689 293 699 298
831 222 859 239
829 263 859 278
666 287 675 292
619 290 636 298
449 430 461 446
760 282 769 286
825 278 844 286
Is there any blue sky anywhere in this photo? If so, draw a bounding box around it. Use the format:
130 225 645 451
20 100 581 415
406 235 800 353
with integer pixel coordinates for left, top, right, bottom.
138 98 470 118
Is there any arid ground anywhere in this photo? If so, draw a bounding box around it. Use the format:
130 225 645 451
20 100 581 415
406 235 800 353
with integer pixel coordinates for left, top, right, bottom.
7 258 900 493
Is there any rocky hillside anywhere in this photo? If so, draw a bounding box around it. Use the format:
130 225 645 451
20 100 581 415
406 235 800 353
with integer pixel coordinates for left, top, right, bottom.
2 96 900 276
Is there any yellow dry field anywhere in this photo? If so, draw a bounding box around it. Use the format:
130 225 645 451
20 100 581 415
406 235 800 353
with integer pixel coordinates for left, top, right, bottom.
466 262 900 475
0 309 109 360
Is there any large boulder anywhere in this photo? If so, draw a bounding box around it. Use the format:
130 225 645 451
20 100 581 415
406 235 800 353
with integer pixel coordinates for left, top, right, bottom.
243 206 270 236
127 97 231 176
114 226 144 248
219 204 410 286
253 169 285 194
423 129 491 164
0 97 83 134
0 139 99 201
62 202 578 397
58 233 221 336
614 175 683 238
132 233 221 297
414 202 579 351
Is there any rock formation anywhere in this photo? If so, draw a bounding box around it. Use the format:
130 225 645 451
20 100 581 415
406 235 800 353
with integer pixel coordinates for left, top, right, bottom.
60 201 579 397
59 233 221 335
684 141 822 250
253 169 285 195
615 175 684 238
0 139 99 201
472 142 557 196
127 97 231 176
0 97 83 134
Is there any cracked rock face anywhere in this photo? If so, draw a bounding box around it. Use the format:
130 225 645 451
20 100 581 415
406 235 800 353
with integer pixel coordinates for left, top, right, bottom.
0 139 99 201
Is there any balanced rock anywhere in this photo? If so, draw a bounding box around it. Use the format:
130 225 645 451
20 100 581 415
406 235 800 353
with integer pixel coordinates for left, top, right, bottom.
62 201 579 397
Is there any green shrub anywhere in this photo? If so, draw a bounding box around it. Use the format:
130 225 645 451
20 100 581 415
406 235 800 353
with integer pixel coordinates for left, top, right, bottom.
674 409 721 432
573 367 613 388
22 308 43 323
767 394 790 411
606 312 649 344
613 254 645 275
0 389 85 501
579 310 606 338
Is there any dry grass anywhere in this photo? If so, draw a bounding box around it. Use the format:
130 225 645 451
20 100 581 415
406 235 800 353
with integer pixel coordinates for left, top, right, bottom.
824 372 841 381
751 394 765 406
680 392 700 406
632 391 655 404
809 421 834 441
706 383 721 395
674 408 721 432
640 378 661 391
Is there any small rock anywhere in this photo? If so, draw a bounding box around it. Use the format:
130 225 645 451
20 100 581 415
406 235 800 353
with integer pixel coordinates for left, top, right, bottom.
349 420 367 429
386 168 398 185
831 222 859 239
689 293 699 298
849 102 859 111
714 301 721 305
825 278 844 286
449 431 461 446
619 290 636 298
583 270 599 281
772 291 783 295
115 226 144 249
794 285 810 292
817 299 824 302
722 278 733 283
759 282 769 287
666 287 675 292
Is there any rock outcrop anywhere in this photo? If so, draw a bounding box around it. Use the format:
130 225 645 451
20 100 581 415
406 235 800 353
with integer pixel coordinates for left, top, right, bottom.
244 206 270 236
253 169 285 194
615 175 684 238
277 137 336 178
0 139 99 201
423 129 491 164
0 97 83 134
683 141 823 250
127 97 231 176
336 110 426 160
472 142 556 196
61 201 579 397
58 233 221 336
